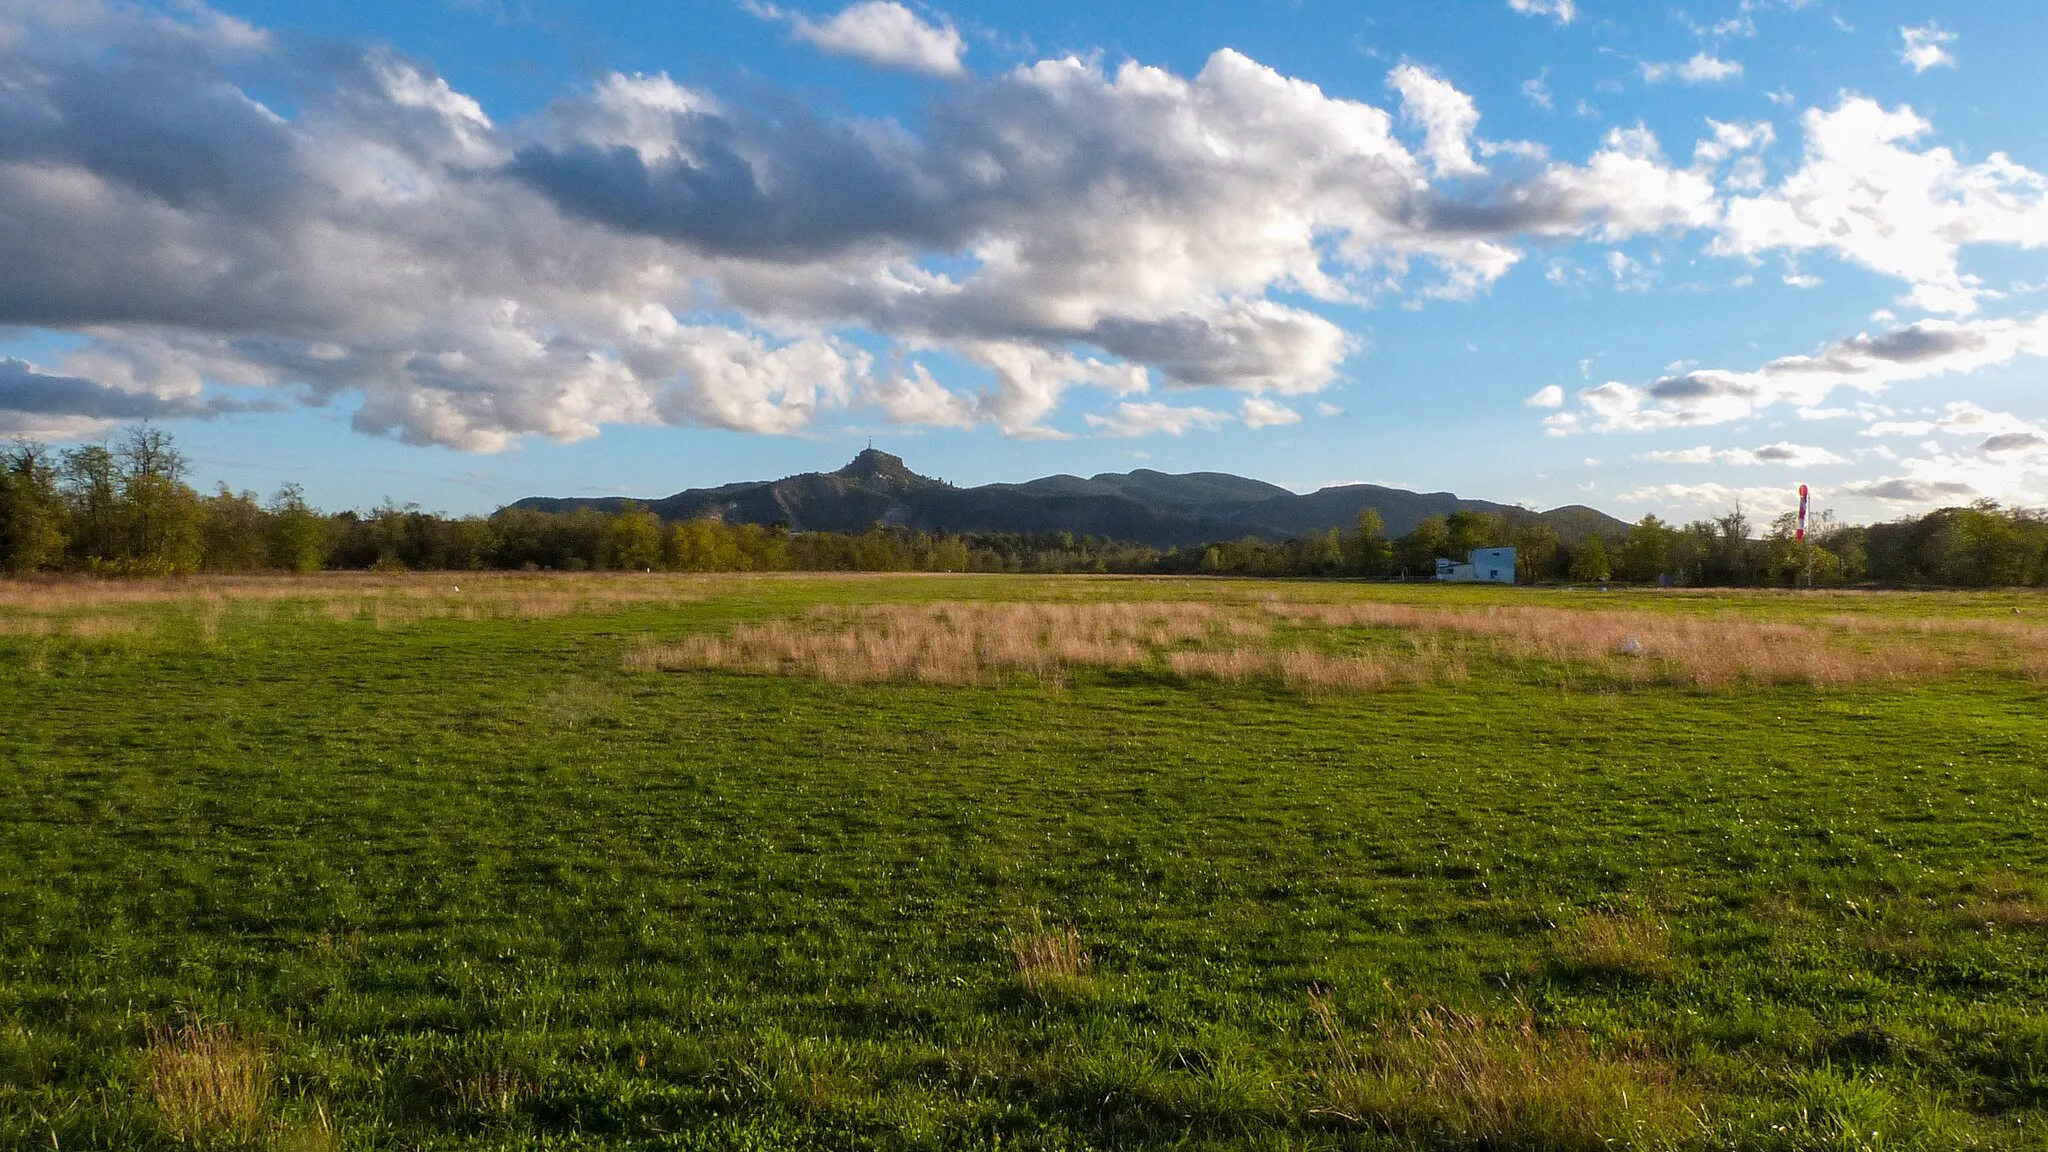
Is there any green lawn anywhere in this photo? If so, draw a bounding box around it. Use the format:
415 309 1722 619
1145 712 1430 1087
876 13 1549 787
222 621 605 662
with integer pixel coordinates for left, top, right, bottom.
2 574 2046 1150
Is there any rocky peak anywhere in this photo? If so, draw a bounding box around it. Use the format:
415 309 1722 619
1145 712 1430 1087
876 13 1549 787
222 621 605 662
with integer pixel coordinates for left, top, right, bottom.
834 448 919 487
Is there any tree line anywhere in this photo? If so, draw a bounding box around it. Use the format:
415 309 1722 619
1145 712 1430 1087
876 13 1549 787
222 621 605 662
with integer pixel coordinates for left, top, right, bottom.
5 429 2047 586
0 429 1174 577
1183 502 2048 588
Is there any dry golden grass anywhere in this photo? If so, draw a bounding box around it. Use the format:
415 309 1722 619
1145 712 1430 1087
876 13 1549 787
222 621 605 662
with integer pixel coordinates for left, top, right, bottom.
634 599 1469 695
1010 926 1094 996
633 601 1262 685
1310 989 1701 1149
143 1022 272 1144
1258 600 1998 688
1553 911 1676 980
11 574 2043 695
0 571 715 628
630 592 2048 694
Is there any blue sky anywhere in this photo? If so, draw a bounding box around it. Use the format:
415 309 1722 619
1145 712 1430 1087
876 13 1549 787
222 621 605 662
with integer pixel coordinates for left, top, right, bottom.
2 0 2045 522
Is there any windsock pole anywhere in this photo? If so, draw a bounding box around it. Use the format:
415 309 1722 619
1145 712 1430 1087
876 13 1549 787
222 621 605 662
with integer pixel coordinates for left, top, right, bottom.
1797 484 1812 588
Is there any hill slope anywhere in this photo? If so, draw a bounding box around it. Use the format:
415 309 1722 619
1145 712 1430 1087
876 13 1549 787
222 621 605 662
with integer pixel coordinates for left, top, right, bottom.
510 450 1627 547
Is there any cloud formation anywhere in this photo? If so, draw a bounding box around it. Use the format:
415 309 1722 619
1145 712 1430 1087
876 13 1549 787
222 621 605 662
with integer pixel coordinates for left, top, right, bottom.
1640 54 1744 85
0 357 234 437
1839 477 1976 503
1085 401 1229 438
1239 395 1302 429
753 1 966 76
1546 313 2048 435
1615 482 1800 515
1834 402 2048 507
1863 400 2041 441
4 1 2042 460
1 2 1777 451
1389 64 1484 178
1898 23 1956 74
1639 442 1847 467
1507 0 1577 27
1716 99 2048 314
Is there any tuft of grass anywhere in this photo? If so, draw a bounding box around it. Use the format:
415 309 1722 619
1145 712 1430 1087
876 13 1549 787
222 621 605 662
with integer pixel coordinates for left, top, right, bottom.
1785 1063 1902 1150
142 1021 272 1145
1553 910 1676 981
1010 926 1095 998
273 1104 340 1152
1310 988 1702 1150
444 1064 529 1117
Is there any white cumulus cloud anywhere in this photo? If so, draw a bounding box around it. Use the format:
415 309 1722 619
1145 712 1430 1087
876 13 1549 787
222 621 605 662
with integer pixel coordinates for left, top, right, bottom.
864 364 977 428
1388 64 1484 178
757 1 967 77
1862 401 2041 441
1545 313 2048 434
1638 442 1848 467
1086 401 1229 438
1239 395 1302 429
1641 53 1744 85
1715 99 2048 314
1693 118 1774 166
1614 482 1801 516
1899 22 1957 74
1508 0 1577 27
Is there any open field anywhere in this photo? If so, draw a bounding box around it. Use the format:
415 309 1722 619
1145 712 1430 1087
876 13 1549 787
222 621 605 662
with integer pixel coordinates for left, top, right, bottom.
3 573 2048 1149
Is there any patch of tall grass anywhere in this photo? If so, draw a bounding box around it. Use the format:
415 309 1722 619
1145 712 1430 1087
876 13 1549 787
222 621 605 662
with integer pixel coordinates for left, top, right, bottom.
629 591 2048 693
1258 600 1990 688
142 1022 272 1145
1010 927 1095 999
1309 989 1704 1149
629 601 1262 685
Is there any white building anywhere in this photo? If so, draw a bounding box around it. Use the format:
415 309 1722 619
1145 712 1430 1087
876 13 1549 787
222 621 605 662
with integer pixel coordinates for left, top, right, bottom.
1434 546 1516 584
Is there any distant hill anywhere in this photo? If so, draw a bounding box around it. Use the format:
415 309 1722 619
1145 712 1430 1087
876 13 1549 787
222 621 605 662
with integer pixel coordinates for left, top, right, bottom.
509 450 1628 548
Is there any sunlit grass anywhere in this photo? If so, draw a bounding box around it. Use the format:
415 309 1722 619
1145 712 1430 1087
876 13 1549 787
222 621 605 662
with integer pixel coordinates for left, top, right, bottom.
2 572 2047 1148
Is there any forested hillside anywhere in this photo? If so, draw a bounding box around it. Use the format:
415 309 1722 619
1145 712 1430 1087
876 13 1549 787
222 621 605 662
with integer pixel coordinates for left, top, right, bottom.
511 448 1624 546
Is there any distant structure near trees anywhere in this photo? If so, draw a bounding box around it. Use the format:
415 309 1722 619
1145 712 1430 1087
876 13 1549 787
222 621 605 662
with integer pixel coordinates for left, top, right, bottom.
1435 546 1517 584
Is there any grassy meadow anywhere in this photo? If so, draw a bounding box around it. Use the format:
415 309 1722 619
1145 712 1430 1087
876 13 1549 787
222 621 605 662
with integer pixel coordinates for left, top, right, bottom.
2 572 2047 1150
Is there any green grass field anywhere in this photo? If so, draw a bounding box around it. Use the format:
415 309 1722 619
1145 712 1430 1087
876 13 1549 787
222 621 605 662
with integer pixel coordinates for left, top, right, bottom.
3 574 2047 1150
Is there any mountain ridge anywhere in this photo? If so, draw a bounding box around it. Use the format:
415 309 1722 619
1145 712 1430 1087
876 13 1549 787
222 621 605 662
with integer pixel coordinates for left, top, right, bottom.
509 450 1628 548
